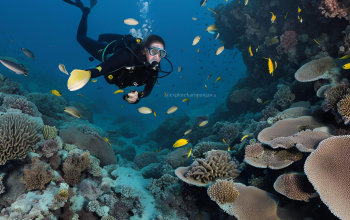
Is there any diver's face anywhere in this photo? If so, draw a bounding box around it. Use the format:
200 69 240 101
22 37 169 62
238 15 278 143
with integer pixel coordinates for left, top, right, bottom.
143 42 165 63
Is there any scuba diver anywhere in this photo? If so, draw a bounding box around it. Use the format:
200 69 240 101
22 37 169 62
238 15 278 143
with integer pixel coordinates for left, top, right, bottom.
62 0 173 104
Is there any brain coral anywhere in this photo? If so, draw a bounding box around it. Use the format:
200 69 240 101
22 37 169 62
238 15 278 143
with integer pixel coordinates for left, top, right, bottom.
305 135 350 220
294 56 335 82
0 112 41 165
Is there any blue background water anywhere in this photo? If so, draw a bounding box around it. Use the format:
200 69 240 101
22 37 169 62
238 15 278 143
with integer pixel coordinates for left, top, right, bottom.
0 0 246 131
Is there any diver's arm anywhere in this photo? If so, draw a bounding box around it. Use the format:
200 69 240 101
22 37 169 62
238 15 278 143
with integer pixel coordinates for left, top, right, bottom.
123 70 158 104
88 48 130 78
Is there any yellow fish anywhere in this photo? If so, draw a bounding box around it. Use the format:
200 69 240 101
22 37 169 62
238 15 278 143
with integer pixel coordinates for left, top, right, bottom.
249 45 253 56
90 79 97 82
205 85 208 90
192 17 197 21
263 100 271 105
173 139 189 148
244 0 248 5
121 105 124 108
284 12 288 19
343 63 350 69
50 90 61 96
313 38 320 45
270 12 276 23
104 137 111 146
164 92 167 97
298 6 301 13
180 76 183 80
207 74 212 80
77 94 84 97
155 147 162 153
228 147 230 151
256 46 260 52
241 134 249 142
197 49 200 53
114 89 124 94
199 120 208 127
268 58 274 76
275 61 277 69
340 55 350 59
215 76 222 82
207 7 217 14
223 139 226 143
182 98 190 102
153 111 156 117
187 148 192 159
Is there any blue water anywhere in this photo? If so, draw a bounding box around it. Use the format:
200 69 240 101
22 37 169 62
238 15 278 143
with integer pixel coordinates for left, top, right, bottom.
0 0 245 131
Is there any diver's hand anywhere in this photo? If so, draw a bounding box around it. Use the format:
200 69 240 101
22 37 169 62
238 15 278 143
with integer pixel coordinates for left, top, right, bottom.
125 90 139 103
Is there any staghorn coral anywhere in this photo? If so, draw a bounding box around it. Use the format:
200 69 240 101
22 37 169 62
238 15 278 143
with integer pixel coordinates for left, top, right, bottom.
244 143 303 169
23 157 54 191
305 135 350 220
273 84 295 109
207 179 239 205
274 173 316 202
280 31 298 50
337 94 350 124
0 111 40 165
41 125 57 140
175 150 241 186
62 151 90 186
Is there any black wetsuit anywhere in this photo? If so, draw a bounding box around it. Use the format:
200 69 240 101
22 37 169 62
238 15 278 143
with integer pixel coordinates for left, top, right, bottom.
76 8 158 104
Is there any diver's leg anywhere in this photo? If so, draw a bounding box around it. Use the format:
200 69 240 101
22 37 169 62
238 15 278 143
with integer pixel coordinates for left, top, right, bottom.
76 7 107 62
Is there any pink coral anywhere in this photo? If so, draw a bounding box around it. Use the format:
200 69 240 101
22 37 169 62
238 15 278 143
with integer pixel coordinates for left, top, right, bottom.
280 31 298 50
319 0 350 19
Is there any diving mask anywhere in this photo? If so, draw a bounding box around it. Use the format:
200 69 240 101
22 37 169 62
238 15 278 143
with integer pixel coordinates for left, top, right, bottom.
148 47 167 58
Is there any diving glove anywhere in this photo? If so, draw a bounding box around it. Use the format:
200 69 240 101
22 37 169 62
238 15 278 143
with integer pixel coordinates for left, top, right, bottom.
67 69 91 91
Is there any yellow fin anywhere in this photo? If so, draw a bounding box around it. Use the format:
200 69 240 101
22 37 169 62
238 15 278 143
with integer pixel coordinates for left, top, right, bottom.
96 66 102 72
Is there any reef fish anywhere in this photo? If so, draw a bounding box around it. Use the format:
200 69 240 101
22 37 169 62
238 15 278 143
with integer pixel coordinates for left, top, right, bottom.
192 17 197 20
198 120 208 127
0 59 28 76
245 0 248 5
187 148 192 159
313 38 320 45
216 46 224 55
200 0 207 7
193 36 201 45
215 76 222 82
123 18 139 25
184 129 192 135
21 48 35 59
173 139 189 148
104 137 111 146
59 63 69 75
241 134 249 142
114 89 124 94
137 107 153 114
206 24 218 33
268 58 274 75
207 74 212 80
249 45 253 56
207 7 217 14
50 90 62 96
166 106 178 114
178 66 183 72
182 98 190 102
270 12 276 23
64 106 82 118
343 63 350 69
263 100 271 105
340 55 350 59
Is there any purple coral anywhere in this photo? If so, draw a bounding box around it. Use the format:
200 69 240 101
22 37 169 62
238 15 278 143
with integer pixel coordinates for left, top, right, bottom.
280 31 298 50
2 96 41 117
41 138 60 158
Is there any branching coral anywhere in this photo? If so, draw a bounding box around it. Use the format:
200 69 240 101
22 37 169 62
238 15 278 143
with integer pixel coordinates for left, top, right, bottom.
2 96 41 117
207 179 239 205
322 82 349 112
280 31 298 50
41 125 57 140
319 0 350 19
62 151 90 186
175 150 241 186
273 84 295 109
337 94 350 124
23 157 54 190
